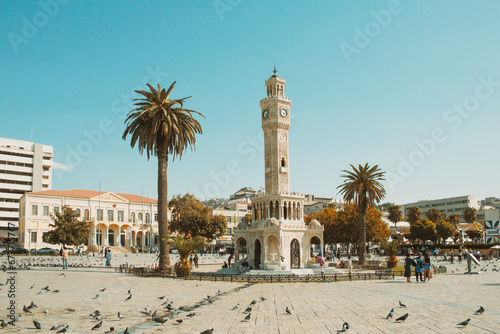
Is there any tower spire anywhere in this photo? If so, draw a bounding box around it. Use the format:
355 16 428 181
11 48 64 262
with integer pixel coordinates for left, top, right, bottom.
273 63 277 75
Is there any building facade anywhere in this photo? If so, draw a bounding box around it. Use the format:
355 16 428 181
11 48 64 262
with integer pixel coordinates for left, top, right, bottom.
400 195 481 223
0 137 53 233
18 189 159 251
234 70 323 271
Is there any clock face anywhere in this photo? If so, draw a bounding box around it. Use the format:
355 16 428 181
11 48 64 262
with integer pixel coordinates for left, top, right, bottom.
280 109 288 117
262 110 269 119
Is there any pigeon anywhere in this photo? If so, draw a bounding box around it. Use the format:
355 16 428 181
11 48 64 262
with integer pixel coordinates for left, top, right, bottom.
243 313 251 321
342 322 350 331
187 312 196 318
396 313 409 322
53 290 60 293
176 319 183 324
158 295 166 300
29 301 38 309
261 297 267 301
153 316 168 324
104 327 114 333
386 308 394 319
93 294 100 299
91 321 103 330
100 288 106 292
166 302 174 311
29 284 35 289
56 325 69 333
50 325 62 330
285 307 291 315
244 307 252 313
118 312 124 320
250 300 257 305
200 329 214 334
127 289 131 294
43 310 50 314
457 318 470 327
151 311 157 321
23 305 32 313
475 306 485 315
232 303 240 310
124 328 130 334
33 320 41 329
65 308 75 312
125 294 132 301
399 301 406 308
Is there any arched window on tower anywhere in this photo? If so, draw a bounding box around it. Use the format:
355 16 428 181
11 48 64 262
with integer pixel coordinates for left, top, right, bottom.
281 157 286 167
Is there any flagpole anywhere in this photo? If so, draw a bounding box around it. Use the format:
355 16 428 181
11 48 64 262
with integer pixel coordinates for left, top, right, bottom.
98 182 101 250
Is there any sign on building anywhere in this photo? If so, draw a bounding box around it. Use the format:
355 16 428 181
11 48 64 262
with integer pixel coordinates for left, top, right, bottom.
485 220 500 244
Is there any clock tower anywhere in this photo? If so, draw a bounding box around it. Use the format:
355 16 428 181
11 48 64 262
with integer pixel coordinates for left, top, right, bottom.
260 67 292 195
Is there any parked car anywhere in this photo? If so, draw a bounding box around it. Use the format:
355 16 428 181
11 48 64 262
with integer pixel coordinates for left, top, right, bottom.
35 248 57 255
9 247 29 254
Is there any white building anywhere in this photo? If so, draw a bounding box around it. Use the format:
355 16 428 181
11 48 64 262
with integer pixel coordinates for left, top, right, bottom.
18 189 159 251
303 194 343 215
211 202 251 238
0 137 53 233
400 195 481 223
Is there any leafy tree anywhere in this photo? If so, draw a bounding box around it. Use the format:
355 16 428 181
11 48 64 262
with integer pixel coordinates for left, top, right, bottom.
337 163 386 264
386 205 403 231
463 207 477 224
435 220 457 243
380 239 401 269
409 218 436 242
123 82 203 271
447 214 460 228
42 206 90 247
425 208 443 223
406 206 421 225
320 204 389 245
166 235 207 277
169 194 226 238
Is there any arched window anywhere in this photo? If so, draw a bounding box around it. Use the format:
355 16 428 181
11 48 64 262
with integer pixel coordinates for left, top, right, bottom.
266 157 270 168
281 157 286 167
146 213 150 224
131 212 135 223
84 209 90 221
138 212 143 221
76 208 81 217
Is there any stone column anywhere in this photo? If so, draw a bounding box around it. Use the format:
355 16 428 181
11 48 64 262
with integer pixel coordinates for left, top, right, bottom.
105 225 109 246
117 226 121 246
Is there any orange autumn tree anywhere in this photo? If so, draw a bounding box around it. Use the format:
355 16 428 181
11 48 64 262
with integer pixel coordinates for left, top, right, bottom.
307 204 390 245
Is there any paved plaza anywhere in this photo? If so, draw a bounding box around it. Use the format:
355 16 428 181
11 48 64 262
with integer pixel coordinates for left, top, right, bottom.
0 254 499 333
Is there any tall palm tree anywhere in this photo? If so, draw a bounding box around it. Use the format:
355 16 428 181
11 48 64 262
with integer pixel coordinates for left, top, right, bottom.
123 82 203 271
337 163 386 265
463 207 477 224
425 208 442 223
406 206 421 225
386 205 402 232
448 213 460 228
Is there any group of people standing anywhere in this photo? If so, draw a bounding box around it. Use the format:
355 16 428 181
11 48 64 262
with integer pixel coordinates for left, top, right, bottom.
404 252 432 283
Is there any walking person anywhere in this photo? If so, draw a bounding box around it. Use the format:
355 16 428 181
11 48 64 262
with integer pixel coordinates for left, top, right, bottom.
194 254 199 268
415 253 424 282
61 247 69 270
423 252 432 283
347 255 353 275
316 254 325 274
450 250 454 264
106 249 112 268
404 253 415 282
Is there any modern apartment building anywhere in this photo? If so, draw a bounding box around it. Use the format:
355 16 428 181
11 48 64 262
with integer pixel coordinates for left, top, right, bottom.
18 189 159 251
0 137 53 233
400 195 482 223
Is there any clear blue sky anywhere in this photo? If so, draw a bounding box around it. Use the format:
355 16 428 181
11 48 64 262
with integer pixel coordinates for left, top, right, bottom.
2 0 500 204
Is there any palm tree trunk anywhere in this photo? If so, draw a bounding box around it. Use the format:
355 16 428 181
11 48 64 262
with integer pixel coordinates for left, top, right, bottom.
157 143 171 271
358 199 367 265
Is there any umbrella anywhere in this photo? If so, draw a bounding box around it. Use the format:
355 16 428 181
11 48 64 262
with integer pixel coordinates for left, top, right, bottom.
489 245 500 249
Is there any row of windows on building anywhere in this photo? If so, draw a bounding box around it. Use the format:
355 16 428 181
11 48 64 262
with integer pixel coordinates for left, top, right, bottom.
418 200 474 208
29 205 157 223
